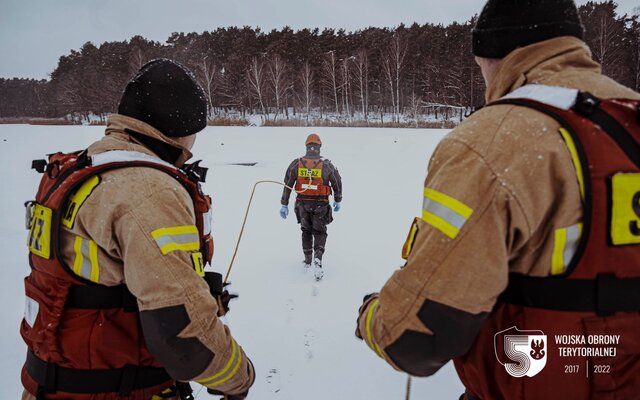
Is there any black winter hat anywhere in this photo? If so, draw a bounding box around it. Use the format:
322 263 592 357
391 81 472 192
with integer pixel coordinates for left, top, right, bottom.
472 0 584 59
118 59 207 137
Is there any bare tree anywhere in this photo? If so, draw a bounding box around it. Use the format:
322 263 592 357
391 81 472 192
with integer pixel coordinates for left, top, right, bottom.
408 91 422 127
298 61 314 122
352 49 369 120
341 58 351 117
634 7 640 91
590 3 625 78
266 54 292 120
322 50 340 114
382 33 407 121
196 55 219 117
246 55 268 118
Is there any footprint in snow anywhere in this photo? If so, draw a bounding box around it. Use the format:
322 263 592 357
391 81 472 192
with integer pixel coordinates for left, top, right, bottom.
285 298 295 323
304 329 316 359
265 368 282 394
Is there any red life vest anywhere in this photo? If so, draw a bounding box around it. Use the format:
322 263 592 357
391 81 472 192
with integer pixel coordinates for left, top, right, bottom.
21 150 214 399
454 86 640 400
295 157 332 198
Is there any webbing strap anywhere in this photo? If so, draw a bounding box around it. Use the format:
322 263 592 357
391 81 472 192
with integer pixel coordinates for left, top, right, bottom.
66 284 138 312
500 273 640 316
571 92 640 168
26 351 171 395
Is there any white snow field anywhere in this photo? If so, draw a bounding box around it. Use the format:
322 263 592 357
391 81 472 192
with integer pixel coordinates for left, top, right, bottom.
0 125 464 399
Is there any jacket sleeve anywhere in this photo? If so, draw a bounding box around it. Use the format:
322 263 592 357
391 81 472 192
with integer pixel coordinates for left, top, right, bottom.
325 160 342 203
356 137 521 376
281 159 299 205
115 184 254 395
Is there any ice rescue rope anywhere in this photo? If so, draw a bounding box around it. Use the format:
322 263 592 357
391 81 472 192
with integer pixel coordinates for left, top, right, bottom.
216 178 310 400
222 177 311 284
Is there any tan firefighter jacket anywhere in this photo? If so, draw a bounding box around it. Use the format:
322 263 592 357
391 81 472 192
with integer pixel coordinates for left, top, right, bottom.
23 114 254 398
356 36 640 375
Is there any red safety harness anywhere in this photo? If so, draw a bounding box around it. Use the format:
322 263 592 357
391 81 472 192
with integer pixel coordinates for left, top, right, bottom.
295 157 332 198
455 86 640 399
22 150 213 399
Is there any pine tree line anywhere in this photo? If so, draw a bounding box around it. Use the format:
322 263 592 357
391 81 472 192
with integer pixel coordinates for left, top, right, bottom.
0 1 638 124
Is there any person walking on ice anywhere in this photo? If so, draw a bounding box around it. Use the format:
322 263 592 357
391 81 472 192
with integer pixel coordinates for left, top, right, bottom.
280 134 342 281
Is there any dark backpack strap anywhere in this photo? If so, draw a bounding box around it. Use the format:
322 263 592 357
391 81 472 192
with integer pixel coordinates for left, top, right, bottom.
500 273 640 316
26 351 171 395
66 284 138 312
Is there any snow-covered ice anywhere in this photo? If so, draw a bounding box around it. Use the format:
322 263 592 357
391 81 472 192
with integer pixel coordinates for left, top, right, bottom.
0 125 464 399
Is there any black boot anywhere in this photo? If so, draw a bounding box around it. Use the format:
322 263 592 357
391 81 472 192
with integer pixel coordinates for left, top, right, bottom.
303 248 313 267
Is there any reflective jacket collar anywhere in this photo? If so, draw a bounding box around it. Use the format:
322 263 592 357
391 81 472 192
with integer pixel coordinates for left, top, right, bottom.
105 114 193 167
486 36 601 104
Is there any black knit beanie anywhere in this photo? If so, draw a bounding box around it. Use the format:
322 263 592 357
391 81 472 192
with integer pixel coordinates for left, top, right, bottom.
472 0 584 59
118 59 207 137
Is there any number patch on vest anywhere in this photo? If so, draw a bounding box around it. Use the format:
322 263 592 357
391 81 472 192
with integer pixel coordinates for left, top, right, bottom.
611 173 640 245
298 168 322 178
28 204 53 259
191 252 205 277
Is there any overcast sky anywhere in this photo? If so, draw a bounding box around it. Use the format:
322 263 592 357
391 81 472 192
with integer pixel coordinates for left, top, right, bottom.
1 0 639 79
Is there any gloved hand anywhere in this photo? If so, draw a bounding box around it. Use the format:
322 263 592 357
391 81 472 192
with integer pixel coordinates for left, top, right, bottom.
333 202 341 212
204 272 239 317
355 292 379 340
207 389 248 400
280 205 289 219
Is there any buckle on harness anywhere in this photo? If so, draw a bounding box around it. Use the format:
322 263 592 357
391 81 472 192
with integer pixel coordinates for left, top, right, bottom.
24 201 36 229
31 159 47 173
183 160 208 183
572 91 600 116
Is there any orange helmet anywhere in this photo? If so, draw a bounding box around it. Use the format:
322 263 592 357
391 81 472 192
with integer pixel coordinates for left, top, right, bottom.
305 133 322 146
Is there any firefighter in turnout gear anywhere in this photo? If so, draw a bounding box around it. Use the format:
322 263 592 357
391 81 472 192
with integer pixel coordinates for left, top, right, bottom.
355 1 640 399
280 134 342 280
21 59 254 400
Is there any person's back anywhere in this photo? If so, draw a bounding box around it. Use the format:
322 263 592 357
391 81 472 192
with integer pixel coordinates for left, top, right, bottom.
280 134 342 280
354 2 640 399
21 60 254 400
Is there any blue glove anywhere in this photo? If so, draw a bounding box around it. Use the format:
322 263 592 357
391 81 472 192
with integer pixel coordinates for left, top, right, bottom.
333 202 341 212
280 205 289 219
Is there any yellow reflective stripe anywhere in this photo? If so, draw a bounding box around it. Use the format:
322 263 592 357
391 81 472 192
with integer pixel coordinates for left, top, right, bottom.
151 225 199 238
365 299 384 358
551 223 582 275
72 236 100 283
73 236 84 276
158 241 200 255
424 188 473 219
206 348 243 387
401 217 420 260
551 228 567 275
62 175 100 229
89 240 100 283
422 188 473 239
151 225 200 255
558 128 585 200
422 210 459 239
197 339 238 385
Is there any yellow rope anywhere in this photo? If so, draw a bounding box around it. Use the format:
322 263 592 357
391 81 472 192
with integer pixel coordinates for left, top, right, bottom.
223 177 310 283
